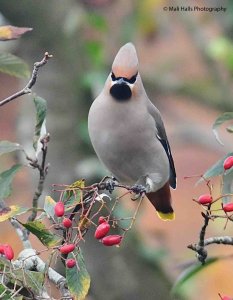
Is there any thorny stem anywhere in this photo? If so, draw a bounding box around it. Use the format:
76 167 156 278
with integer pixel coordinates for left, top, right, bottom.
0 52 53 107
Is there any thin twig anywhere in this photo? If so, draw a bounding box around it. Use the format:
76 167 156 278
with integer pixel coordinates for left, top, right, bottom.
0 52 53 107
27 134 50 224
188 236 233 250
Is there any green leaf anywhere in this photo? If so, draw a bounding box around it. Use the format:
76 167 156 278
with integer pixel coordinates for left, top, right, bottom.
63 179 85 207
0 284 11 299
66 248 90 300
171 257 218 296
0 141 23 157
0 164 21 199
213 112 233 145
21 220 61 247
33 96 47 153
0 205 28 222
0 53 30 78
14 270 44 295
44 196 56 219
200 152 233 181
222 168 233 205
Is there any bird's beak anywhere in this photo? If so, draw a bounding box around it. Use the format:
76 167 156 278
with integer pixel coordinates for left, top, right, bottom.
116 78 125 85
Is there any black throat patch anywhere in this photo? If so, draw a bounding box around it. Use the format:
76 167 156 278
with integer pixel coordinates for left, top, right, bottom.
110 83 132 101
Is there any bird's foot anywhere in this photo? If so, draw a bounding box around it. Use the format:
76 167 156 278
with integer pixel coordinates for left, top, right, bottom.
103 177 118 194
130 184 146 200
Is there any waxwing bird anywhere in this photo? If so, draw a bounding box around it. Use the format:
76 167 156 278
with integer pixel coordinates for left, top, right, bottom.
88 43 176 220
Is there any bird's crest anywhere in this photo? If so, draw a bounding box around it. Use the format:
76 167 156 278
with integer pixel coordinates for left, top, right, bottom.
112 43 138 80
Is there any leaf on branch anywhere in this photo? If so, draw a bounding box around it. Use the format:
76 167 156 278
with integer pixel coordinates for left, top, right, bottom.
0 284 11 299
0 53 30 78
0 205 28 222
66 248 90 300
222 168 233 205
64 179 85 207
171 257 219 296
13 269 44 295
0 140 24 157
213 112 233 145
21 220 61 247
0 164 21 199
44 196 56 219
0 25 32 41
33 96 47 156
198 152 233 183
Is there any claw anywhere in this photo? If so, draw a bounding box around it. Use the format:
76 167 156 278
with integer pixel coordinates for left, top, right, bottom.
131 184 146 195
104 177 118 194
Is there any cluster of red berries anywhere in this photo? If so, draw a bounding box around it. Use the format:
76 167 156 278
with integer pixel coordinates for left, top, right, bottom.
54 201 76 268
0 244 14 261
197 194 233 213
54 201 122 269
59 243 76 268
195 156 233 212
94 216 123 246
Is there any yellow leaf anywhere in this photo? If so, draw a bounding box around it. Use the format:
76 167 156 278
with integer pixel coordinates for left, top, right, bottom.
0 205 27 222
0 25 32 41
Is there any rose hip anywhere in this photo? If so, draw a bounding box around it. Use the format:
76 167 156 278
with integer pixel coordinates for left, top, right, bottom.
102 235 123 246
59 244 75 254
223 203 233 213
62 218 72 228
95 222 110 239
198 194 212 205
54 201 65 217
4 244 14 260
223 156 233 170
66 258 76 268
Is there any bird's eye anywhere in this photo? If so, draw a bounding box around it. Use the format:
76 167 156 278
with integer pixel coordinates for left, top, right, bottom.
127 72 138 84
111 72 117 81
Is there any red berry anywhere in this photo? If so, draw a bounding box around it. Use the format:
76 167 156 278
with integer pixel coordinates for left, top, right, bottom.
66 258 76 268
4 244 14 260
59 244 75 254
102 235 123 246
62 218 72 228
223 156 233 170
98 216 106 224
94 222 110 239
198 194 212 205
223 203 233 213
222 296 232 300
0 244 5 254
54 201 65 217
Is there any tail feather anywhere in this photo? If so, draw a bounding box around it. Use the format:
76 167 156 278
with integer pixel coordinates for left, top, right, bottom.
146 182 175 221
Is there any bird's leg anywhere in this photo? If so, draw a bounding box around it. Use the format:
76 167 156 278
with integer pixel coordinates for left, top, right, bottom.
130 184 146 201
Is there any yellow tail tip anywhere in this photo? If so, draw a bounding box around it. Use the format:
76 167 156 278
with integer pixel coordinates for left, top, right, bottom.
157 211 175 221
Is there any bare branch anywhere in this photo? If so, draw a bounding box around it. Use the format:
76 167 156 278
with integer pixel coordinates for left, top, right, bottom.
15 249 72 299
27 134 50 224
188 236 233 251
0 52 52 107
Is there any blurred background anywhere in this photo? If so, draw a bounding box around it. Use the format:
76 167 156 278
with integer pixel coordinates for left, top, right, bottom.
0 0 233 299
